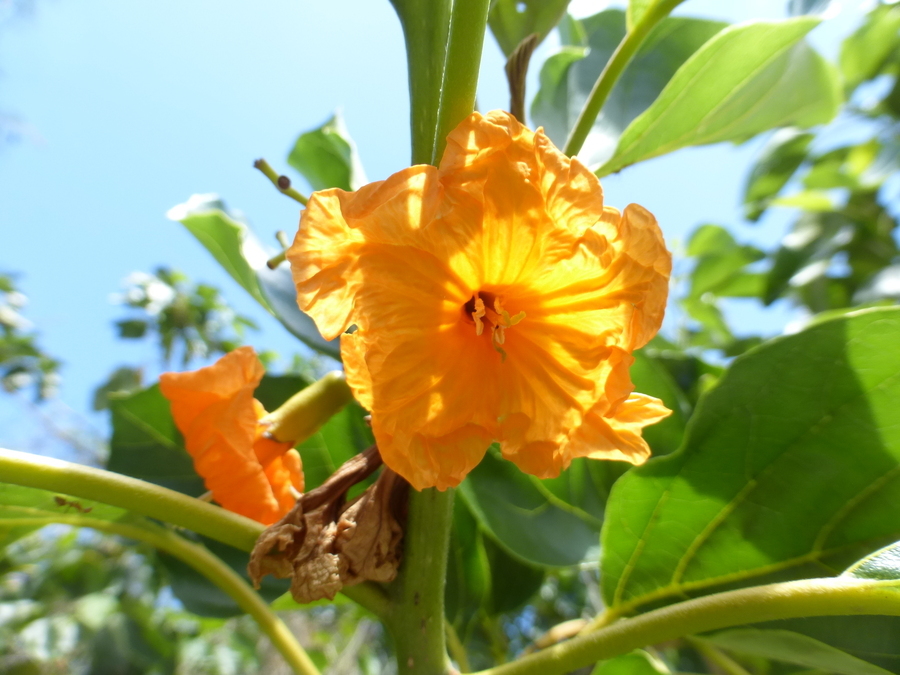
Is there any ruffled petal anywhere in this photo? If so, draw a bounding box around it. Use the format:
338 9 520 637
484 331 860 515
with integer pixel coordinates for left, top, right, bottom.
564 393 673 465
159 347 303 524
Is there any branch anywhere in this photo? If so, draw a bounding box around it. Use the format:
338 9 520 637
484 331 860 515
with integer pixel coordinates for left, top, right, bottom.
473 577 900 675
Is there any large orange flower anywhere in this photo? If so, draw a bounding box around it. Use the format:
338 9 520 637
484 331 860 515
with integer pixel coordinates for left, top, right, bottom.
288 111 671 490
160 346 303 524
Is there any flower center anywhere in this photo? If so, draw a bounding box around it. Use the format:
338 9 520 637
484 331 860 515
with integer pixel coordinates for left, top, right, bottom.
462 291 525 360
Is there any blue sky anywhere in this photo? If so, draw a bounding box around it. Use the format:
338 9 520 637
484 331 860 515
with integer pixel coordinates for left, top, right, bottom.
0 0 867 452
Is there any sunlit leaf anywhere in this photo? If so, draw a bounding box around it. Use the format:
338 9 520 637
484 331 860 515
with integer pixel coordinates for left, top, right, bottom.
598 18 840 176
287 112 367 192
601 307 900 612
840 3 900 94
532 10 725 166
459 447 601 567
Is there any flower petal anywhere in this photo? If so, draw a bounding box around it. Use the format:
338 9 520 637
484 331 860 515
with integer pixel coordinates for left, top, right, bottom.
159 347 302 524
564 393 673 465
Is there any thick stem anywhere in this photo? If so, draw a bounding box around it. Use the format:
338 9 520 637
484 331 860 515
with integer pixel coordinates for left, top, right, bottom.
2 514 319 675
563 0 683 157
473 577 900 675
386 487 456 675
389 0 454 166
432 0 491 165
0 447 261 551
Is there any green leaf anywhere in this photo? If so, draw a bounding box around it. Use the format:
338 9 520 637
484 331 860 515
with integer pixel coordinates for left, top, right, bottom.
446 501 490 627
92 366 142 411
840 3 900 94
459 447 601 567
601 307 900 613
108 384 205 496
598 18 841 176
295 403 374 492
591 650 670 675
743 129 814 222
532 10 725 165
702 629 893 675
630 350 689 456
751 616 900 673
686 225 765 299
167 194 339 357
844 540 900 582
287 112 367 192
488 0 569 57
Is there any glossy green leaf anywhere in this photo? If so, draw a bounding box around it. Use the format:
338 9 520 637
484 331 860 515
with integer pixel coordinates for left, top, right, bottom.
601 307 900 613
751 616 900 672
591 650 669 675
167 194 339 357
532 10 725 166
459 447 600 567
446 501 490 628
598 18 840 176
108 384 205 496
702 629 893 675
287 112 366 192
743 129 814 221
488 0 569 57
840 3 900 94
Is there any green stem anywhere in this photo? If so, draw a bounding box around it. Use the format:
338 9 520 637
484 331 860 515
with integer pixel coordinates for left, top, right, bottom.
0 448 392 619
386 487 456 674
389 0 453 165
563 0 682 157
2 513 319 675
0 447 261 551
474 577 900 675
432 0 491 165
253 158 309 205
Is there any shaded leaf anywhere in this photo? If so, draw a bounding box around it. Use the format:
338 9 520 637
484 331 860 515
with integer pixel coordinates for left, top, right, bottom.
488 0 570 57
598 18 840 176
702 628 892 675
601 307 900 612
108 384 205 497
532 10 725 166
744 129 814 222
844 540 900 581
92 366 142 411
459 447 600 567
167 194 339 357
287 112 366 192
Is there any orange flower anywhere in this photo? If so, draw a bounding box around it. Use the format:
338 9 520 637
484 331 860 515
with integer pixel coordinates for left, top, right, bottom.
160 346 303 524
288 111 671 490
